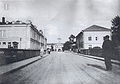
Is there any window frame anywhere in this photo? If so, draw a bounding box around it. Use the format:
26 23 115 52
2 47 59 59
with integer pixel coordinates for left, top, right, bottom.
88 36 92 41
95 37 98 41
3 42 6 45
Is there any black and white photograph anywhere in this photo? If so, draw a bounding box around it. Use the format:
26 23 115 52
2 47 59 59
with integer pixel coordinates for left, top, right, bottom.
0 0 120 84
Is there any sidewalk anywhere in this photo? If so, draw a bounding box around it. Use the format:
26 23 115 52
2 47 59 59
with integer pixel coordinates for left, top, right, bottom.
72 52 120 65
0 54 48 75
79 53 120 65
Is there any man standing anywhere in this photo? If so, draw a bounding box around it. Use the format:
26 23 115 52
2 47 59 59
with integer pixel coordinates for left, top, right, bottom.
102 35 114 71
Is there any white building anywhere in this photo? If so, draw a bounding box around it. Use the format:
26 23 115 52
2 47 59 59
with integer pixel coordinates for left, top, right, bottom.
76 25 111 49
47 43 63 51
0 17 47 50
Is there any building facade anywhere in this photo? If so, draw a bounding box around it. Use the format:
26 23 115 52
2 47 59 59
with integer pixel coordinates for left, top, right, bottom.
0 17 47 50
76 25 111 50
47 43 64 51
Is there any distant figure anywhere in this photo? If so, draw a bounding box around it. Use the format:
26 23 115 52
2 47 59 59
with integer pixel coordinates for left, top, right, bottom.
102 35 114 71
47 48 51 54
55 49 57 51
44 50 46 54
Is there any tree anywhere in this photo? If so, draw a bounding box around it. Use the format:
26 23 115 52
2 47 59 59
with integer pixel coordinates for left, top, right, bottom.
111 15 120 46
68 34 77 51
63 41 72 50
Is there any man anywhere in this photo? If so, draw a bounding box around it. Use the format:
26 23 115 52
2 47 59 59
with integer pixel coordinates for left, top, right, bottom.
102 35 114 71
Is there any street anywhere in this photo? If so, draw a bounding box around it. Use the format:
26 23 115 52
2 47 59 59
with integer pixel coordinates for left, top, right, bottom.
0 52 120 84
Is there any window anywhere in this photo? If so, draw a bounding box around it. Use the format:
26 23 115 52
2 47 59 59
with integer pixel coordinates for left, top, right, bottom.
88 45 92 49
95 37 98 41
8 42 11 48
8 42 11 45
88 37 92 41
3 30 6 37
0 30 6 37
3 42 6 45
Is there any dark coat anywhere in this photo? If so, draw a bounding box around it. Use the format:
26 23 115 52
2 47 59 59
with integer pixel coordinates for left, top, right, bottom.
102 40 114 58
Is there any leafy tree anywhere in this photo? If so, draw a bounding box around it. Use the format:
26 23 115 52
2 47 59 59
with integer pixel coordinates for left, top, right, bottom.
111 15 120 46
63 41 72 50
63 34 76 51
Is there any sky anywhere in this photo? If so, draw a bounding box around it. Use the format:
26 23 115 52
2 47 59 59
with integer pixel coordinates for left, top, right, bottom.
0 0 119 43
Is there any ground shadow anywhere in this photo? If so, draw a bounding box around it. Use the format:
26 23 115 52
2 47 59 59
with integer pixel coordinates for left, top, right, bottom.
87 64 106 71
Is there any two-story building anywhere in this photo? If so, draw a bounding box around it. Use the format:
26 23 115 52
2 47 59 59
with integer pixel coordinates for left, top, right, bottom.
0 17 47 50
76 25 111 50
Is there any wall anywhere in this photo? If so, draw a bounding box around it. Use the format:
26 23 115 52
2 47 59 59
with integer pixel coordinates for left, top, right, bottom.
0 48 40 66
76 33 84 50
0 25 30 49
83 31 111 49
30 28 47 50
80 48 120 61
0 24 47 50
47 43 63 51
30 28 40 49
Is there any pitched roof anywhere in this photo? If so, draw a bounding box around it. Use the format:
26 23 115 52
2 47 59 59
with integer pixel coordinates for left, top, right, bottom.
47 43 64 45
76 32 83 38
83 25 111 31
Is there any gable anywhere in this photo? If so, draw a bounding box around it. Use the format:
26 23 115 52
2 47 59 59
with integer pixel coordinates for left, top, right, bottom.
83 25 111 32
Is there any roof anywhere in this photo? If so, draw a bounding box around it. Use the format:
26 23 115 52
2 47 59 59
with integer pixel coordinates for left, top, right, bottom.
47 43 64 45
83 25 111 32
76 32 83 38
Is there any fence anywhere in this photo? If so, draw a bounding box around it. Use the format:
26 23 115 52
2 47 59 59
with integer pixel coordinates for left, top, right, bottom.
0 48 40 65
80 48 120 61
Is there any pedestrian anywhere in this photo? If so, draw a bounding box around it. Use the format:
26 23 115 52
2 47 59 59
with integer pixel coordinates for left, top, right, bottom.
47 48 51 54
102 35 114 71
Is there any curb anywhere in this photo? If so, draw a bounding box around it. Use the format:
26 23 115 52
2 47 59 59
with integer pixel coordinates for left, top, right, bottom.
0 54 48 75
82 54 120 65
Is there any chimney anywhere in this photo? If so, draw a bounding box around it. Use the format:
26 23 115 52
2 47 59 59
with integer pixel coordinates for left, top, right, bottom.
2 17 5 24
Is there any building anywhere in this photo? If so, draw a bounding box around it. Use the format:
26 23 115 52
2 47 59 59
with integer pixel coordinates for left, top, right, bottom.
76 25 111 50
0 17 47 50
47 43 64 51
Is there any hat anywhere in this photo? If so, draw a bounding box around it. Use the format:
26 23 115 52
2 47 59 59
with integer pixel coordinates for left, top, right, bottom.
104 35 109 39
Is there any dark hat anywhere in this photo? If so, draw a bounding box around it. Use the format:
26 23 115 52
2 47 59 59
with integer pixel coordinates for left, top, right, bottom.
104 35 109 39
